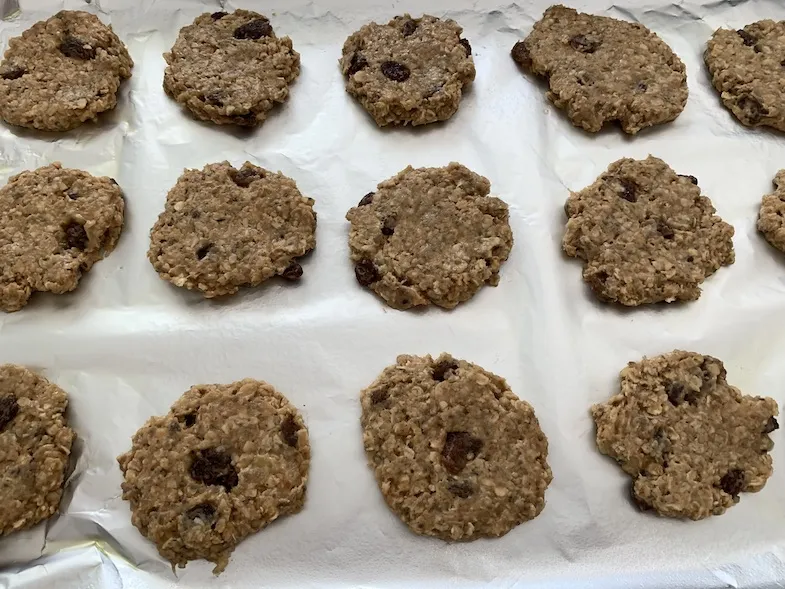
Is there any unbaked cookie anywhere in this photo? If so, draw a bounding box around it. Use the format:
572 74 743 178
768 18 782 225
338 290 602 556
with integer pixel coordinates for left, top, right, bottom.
164 10 299 126
592 351 778 520
511 5 687 134
705 21 785 131
0 163 125 312
346 163 512 310
361 353 551 540
758 170 785 252
0 364 76 537
117 379 310 573
0 10 132 132
562 156 734 306
148 161 316 298
340 14 475 126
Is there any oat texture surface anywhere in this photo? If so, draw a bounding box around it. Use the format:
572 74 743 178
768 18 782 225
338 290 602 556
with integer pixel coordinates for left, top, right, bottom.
340 14 475 126
360 353 552 540
148 161 316 298
705 20 785 131
758 170 785 252
511 5 687 134
164 10 299 126
346 163 512 310
0 10 132 131
562 155 734 306
0 364 75 537
0 162 125 312
592 351 778 519
117 379 310 573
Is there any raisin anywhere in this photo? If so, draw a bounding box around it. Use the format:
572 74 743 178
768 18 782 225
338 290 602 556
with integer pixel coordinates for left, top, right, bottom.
358 192 374 207
64 222 88 251
0 395 19 432
680 174 698 185
185 502 216 526
447 480 473 498
66 189 79 199
381 218 395 236
569 34 600 53
280 414 300 447
666 382 685 406
354 260 380 286
1 67 26 80
619 178 638 203
402 19 418 37
763 416 779 434
370 388 389 405
719 469 745 496
211 11 228 20
381 61 410 82
459 38 472 56
432 360 458 382
657 220 675 240
230 167 260 187
737 29 756 46
203 92 224 106
636 81 647 92
190 449 238 491
234 19 272 40
59 36 96 60
511 41 531 67
737 95 765 124
347 53 368 76
281 261 303 281
183 413 197 427
442 432 482 474
196 243 212 260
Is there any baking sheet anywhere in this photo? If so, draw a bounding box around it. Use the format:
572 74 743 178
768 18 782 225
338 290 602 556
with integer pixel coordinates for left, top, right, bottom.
2 0 785 587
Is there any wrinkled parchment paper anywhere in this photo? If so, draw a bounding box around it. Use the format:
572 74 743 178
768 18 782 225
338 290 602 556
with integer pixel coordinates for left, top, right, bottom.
2 0 785 587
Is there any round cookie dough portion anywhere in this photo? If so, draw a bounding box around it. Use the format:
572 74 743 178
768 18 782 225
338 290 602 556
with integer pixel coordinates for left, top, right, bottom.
361 354 551 540
346 163 512 310
592 351 778 520
117 379 310 573
0 163 125 313
148 161 316 298
340 14 475 126
562 156 734 306
0 10 133 132
164 10 300 126
511 5 687 134
0 364 76 537
758 170 785 251
705 21 785 131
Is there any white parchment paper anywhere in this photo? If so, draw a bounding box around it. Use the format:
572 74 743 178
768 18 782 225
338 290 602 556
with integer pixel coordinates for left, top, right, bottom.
2 0 785 587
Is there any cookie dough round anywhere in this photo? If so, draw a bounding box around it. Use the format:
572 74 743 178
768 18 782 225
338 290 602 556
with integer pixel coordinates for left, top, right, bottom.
164 10 300 126
592 351 778 520
346 163 512 310
0 163 125 313
511 5 687 134
340 14 475 126
562 156 734 306
117 379 310 573
148 161 316 298
0 10 132 132
0 364 76 537
758 170 785 251
705 21 785 131
361 354 551 540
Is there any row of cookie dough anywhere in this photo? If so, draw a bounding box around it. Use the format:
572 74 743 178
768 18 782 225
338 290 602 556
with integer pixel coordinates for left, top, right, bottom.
1 7 782 133
3 157 785 312
0 352 777 573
